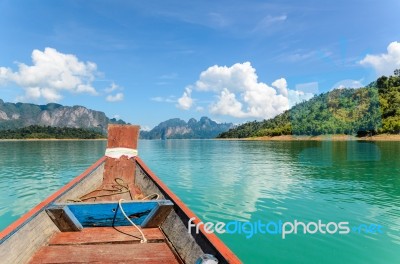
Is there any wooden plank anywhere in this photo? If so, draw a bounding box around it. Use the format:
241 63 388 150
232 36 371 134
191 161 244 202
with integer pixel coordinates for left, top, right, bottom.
61 200 172 227
46 205 83 232
48 227 165 245
29 243 180 263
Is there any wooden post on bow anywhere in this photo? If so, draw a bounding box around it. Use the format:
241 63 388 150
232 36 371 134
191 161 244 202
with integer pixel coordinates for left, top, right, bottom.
80 125 142 201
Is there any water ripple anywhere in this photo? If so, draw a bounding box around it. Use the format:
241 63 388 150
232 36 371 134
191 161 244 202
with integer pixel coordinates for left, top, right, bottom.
0 140 106 229
1 140 399 263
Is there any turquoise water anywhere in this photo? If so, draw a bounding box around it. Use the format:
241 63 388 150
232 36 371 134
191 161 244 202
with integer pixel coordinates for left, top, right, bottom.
0 140 107 227
1 140 399 263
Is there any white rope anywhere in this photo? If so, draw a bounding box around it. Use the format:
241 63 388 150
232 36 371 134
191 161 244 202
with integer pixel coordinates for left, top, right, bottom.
118 199 147 243
105 147 138 159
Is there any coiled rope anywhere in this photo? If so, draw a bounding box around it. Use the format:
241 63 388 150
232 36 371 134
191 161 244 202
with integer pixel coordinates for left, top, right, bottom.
118 199 147 243
68 177 161 202
68 177 131 202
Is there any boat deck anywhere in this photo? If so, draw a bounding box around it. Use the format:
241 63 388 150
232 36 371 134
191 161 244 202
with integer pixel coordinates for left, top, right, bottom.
29 226 182 263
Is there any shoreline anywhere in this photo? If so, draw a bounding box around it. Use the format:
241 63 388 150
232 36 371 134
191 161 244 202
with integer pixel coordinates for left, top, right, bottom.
0 138 107 142
1 134 400 141
219 134 400 141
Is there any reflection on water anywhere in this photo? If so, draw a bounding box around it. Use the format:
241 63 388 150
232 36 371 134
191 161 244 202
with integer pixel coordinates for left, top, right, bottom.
298 140 382 166
0 139 399 263
139 140 400 264
0 140 106 228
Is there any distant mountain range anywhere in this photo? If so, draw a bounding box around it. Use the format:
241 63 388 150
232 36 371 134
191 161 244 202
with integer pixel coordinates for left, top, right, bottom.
0 99 126 133
0 99 233 139
140 117 234 139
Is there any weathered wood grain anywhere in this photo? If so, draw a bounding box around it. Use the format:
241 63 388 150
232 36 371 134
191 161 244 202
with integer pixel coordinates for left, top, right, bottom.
29 243 180 263
107 124 140 149
48 227 165 245
46 205 83 232
142 201 174 228
54 163 104 203
0 211 59 264
99 125 141 201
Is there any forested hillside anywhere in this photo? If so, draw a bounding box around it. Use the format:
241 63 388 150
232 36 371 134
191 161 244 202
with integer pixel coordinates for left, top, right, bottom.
218 75 400 138
0 125 105 139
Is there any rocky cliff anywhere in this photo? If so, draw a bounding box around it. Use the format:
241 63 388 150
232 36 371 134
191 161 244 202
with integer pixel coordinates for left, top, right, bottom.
140 117 234 139
0 99 125 133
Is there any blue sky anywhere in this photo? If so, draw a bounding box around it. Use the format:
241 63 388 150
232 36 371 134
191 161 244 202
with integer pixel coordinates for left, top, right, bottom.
0 0 399 129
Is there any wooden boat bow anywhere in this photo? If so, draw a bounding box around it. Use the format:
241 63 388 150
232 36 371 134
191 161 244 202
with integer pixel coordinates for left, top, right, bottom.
0 125 242 264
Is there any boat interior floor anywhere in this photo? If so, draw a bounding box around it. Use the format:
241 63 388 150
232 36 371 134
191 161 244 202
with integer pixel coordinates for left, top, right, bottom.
76 181 143 202
28 226 182 263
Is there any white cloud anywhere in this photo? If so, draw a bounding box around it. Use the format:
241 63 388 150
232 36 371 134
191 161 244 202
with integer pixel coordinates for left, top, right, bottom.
288 82 317 108
253 14 287 32
106 92 124 102
210 88 245 117
359 41 400 76
277 49 332 63
151 96 176 103
194 62 257 93
272 78 288 97
159 73 178 79
177 87 193 110
141 125 152 131
0 67 12 85
331 79 364 90
196 106 204 112
104 82 119 93
288 90 314 108
151 97 165 102
23 87 42 100
295 82 319 94
179 62 314 119
0 47 99 102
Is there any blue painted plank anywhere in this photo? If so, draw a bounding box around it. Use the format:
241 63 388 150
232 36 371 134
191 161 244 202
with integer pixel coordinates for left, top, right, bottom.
61 201 160 227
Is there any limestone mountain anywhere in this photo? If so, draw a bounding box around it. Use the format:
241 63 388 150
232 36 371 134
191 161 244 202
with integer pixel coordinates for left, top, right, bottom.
0 99 125 133
140 117 233 139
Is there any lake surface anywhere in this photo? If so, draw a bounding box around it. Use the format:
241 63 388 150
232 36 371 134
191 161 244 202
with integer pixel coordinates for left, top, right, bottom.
0 139 399 263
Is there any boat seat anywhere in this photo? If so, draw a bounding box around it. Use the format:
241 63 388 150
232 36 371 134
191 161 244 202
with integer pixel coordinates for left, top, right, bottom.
46 200 174 232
